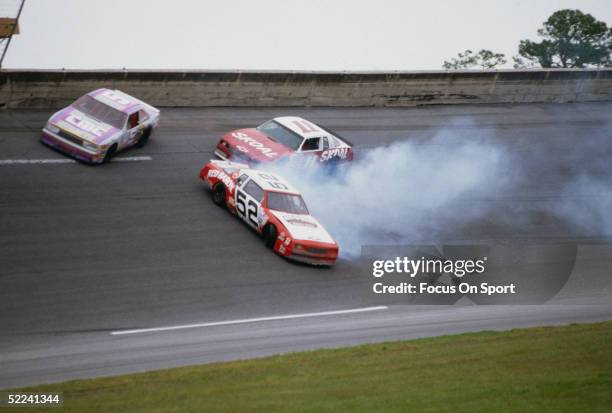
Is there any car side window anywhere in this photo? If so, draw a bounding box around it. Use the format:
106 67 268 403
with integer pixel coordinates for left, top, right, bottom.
301 137 320 151
138 110 149 122
236 174 249 187
243 179 264 203
321 137 329 150
128 112 139 129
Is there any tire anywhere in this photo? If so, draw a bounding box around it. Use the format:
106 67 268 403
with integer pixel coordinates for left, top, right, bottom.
135 127 151 148
211 183 226 207
263 224 277 249
102 144 117 164
325 158 339 175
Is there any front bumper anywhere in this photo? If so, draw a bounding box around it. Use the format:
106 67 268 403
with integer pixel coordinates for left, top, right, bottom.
287 253 337 266
284 243 338 266
214 148 228 160
215 142 259 166
41 128 106 164
214 142 231 160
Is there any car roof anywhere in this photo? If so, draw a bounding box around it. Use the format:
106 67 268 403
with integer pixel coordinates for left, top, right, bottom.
88 88 143 113
243 169 300 194
273 116 335 140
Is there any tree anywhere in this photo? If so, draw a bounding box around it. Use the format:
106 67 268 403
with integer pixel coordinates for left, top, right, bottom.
517 9 612 68
512 55 537 69
443 49 507 69
477 50 508 69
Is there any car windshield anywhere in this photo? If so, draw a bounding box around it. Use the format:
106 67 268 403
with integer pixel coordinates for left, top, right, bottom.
257 120 303 151
72 95 127 129
267 192 309 214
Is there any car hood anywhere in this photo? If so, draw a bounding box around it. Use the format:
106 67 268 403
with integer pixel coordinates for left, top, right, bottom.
270 211 335 244
223 128 293 162
50 107 121 145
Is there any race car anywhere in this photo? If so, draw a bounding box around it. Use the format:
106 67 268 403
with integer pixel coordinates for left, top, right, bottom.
214 116 353 166
200 159 339 266
41 88 160 164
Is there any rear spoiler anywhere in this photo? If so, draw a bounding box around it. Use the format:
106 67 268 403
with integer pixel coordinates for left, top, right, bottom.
112 89 160 115
319 125 353 147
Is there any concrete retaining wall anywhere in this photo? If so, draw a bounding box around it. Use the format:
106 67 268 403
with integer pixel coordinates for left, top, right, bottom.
0 69 610 109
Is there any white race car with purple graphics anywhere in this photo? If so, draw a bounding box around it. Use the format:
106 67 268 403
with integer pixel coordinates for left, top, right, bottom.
41 89 160 164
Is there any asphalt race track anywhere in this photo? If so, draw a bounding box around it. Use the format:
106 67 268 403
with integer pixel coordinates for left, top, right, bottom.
1 103 612 388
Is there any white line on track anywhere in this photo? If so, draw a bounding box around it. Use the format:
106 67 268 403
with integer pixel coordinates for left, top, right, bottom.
0 156 153 165
0 159 75 164
111 156 153 163
111 306 389 336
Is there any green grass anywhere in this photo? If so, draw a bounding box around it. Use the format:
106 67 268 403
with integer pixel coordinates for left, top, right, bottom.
4 322 612 413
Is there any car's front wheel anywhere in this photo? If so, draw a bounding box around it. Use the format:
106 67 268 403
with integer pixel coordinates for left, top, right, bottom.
212 183 226 207
263 224 277 249
135 127 151 148
102 144 117 163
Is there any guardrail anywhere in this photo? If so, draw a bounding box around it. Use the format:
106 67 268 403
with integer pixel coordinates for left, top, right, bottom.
1 69 610 109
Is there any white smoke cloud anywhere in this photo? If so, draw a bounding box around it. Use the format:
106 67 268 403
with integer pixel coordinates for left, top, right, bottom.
556 176 612 238
526 121 612 242
264 119 516 257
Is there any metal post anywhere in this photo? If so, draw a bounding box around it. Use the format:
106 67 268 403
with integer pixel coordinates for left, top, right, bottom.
0 0 25 68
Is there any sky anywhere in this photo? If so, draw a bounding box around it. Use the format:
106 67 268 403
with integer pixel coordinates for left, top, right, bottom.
4 0 612 70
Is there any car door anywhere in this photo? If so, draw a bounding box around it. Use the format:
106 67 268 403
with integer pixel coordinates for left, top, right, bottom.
235 178 264 230
123 111 144 148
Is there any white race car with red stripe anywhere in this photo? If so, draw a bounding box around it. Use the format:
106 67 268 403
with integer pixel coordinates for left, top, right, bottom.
214 116 353 166
200 159 339 266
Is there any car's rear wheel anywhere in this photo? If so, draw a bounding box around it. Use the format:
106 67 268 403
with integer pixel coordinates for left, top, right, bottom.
212 183 226 207
136 127 151 148
322 158 339 175
263 224 277 249
102 144 117 163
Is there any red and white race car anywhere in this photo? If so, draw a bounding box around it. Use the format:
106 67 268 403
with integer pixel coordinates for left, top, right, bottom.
200 159 339 266
214 116 353 166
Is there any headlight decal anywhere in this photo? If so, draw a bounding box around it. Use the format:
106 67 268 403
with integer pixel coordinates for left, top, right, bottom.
46 123 60 134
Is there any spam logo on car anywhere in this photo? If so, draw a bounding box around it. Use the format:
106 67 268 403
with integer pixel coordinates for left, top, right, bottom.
65 113 111 137
232 132 279 159
320 147 349 162
207 169 235 191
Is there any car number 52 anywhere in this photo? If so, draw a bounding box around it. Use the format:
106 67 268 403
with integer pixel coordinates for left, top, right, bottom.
236 190 258 227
